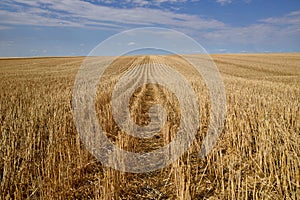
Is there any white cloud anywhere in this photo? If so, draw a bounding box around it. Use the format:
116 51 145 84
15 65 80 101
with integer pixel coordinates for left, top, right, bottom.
0 25 11 30
216 0 232 5
0 9 83 28
127 42 136 46
0 40 15 46
215 0 251 5
202 10 300 47
217 48 227 52
260 10 300 26
94 0 189 7
203 24 275 44
0 0 225 31
0 0 299 52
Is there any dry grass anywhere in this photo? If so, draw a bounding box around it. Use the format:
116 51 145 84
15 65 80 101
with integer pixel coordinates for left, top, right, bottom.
0 54 299 199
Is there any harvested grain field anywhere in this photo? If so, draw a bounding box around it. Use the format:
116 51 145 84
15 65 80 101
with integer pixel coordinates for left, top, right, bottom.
0 54 299 199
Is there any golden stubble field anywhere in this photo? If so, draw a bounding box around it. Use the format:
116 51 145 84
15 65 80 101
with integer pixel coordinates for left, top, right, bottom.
0 54 299 199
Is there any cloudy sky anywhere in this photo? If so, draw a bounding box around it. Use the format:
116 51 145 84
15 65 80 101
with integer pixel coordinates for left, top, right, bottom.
0 0 300 56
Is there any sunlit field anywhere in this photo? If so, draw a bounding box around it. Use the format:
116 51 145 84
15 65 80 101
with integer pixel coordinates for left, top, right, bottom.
0 53 299 199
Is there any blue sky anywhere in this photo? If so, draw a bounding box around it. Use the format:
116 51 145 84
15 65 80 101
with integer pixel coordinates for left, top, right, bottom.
0 0 300 56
